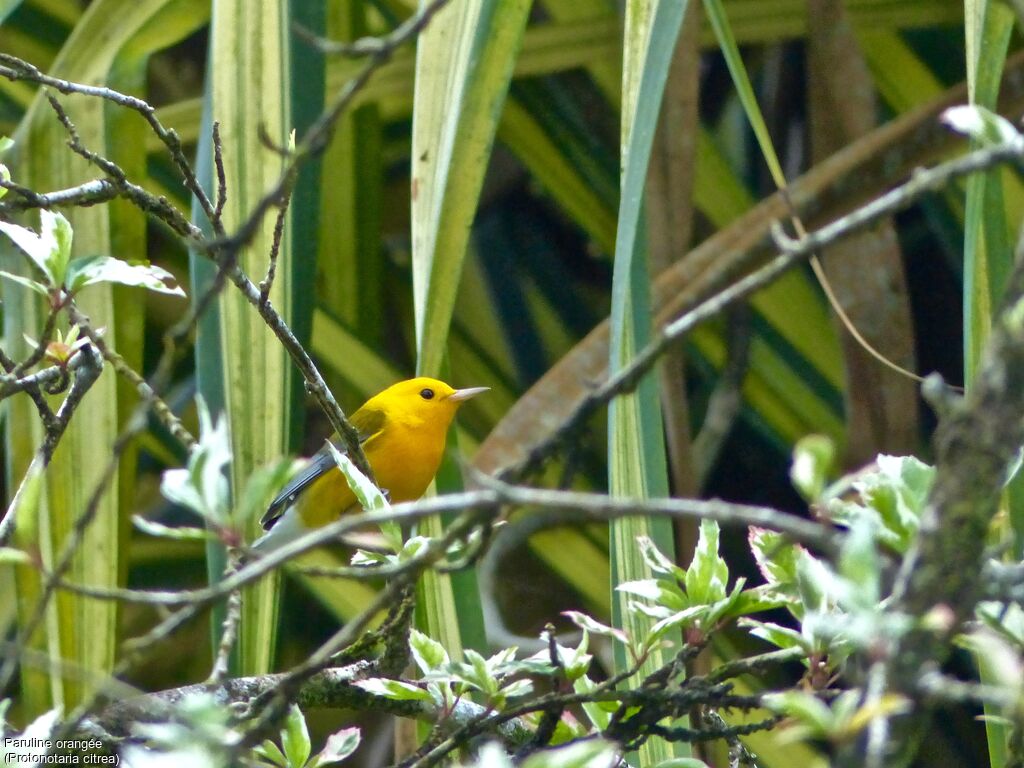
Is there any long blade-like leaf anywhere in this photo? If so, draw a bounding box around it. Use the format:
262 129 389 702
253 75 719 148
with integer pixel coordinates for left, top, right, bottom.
208 0 295 675
410 0 532 658
609 1 690 764
963 4 1015 767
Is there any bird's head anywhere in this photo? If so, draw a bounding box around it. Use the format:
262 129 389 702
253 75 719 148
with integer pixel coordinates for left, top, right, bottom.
367 376 489 428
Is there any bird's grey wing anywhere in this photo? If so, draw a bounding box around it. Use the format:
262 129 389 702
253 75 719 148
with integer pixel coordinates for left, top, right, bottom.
260 448 338 530
260 408 387 531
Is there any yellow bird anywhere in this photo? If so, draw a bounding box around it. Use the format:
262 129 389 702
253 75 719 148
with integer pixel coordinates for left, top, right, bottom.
253 377 488 551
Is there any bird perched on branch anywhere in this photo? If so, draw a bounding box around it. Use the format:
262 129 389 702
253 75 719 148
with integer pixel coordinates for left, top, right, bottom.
253 377 489 551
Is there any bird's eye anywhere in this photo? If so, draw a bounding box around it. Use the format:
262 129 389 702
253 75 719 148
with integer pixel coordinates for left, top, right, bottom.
420 388 435 400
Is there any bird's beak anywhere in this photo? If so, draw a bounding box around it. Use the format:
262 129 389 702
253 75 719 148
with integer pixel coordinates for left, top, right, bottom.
448 386 490 403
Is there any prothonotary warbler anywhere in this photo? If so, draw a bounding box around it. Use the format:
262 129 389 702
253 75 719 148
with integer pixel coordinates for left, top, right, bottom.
253 377 488 551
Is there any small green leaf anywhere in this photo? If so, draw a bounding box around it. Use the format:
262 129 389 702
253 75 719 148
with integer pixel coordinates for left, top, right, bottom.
550 630 592 682
741 618 808 652
762 690 834 735
838 520 881 606
520 739 619 768
0 547 32 565
131 516 212 541
574 675 612 732
237 459 297 531
0 270 49 296
324 441 388 512
648 606 706 640
313 726 361 766
353 678 432 702
350 549 391 566
160 399 232 525
410 628 449 674
464 648 499 695
616 578 666 601
40 208 73 287
685 520 729 605
563 610 629 645
796 549 836 616
0 212 66 286
281 705 311 768
500 679 533 699
64 254 185 296
254 740 289 768
791 435 835 503
637 535 684 578
749 527 801 591
0 219 58 288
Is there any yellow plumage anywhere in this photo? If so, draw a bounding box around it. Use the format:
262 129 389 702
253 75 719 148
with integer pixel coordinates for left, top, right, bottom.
254 377 487 550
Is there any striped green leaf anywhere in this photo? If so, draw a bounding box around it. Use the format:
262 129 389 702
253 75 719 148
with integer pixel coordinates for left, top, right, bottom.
410 0 532 658
609 1 690 765
207 0 296 676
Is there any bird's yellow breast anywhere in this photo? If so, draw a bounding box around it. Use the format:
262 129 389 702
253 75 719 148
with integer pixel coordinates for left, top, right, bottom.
294 415 448 528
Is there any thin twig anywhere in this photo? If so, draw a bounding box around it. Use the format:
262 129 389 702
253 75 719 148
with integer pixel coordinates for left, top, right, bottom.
259 171 295 306
0 178 119 211
66 303 195 450
0 53 218 225
0 345 102 547
207 550 244 686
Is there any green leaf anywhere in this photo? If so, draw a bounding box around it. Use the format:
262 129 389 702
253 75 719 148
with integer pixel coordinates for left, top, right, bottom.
762 690 834 737
574 674 612 732
0 270 49 296
208 0 297 678
0 547 32 565
4 0 201 715
40 208 73 288
748 527 800 591
791 435 835 503
64 255 185 296
520 739 620 768
353 678 432 702
313 726 361 767
131 516 212 542
636 535 685 579
281 705 311 768
410 0 532 374
324 441 389 512
463 648 499 696
685 520 729 605
741 618 808 652
795 549 836 617
410 0 532 669
254 740 289 768
159 400 231 526
236 459 297 534
607 5 690 767
837 520 881 607
410 628 449 675
562 610 629 645
0 215 63 287
701 0 785 188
